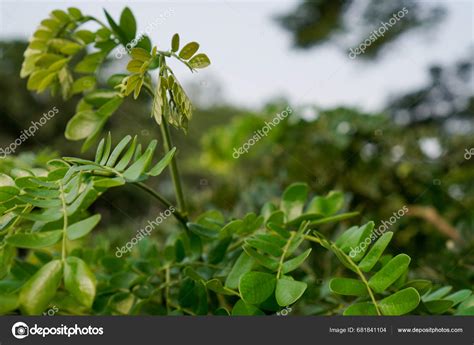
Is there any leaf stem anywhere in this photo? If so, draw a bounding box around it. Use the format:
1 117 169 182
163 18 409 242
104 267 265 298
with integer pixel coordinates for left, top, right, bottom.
303 234 382 315
159 118 187 216
59 183 68 261
276 232 296 279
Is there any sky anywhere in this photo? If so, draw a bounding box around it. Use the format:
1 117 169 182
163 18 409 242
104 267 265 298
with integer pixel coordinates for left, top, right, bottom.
0 0 472 112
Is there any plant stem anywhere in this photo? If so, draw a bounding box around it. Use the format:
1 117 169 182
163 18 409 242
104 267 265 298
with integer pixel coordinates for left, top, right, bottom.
159 108 187 216
303 234 382 315
59 183 68 261
134 182 188 226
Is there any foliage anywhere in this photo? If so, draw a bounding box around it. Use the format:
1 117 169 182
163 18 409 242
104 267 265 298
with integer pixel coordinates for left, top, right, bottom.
20 7 210 150
0 6 471 316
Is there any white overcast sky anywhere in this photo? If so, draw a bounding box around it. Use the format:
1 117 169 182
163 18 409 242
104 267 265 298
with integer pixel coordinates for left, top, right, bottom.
0 0 473 112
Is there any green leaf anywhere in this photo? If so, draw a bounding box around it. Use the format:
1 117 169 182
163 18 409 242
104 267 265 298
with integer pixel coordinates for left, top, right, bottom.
122 140 157 181
231 299 264 315
0 293 19 314
281 248 312 274
329 277 368 297
225 252 254 289
306 191 344 216
188 53 211 69
179 42 199 60
275 278 307 306
115 136 138 171
343 302 377 316
148 148 176 176
171 33 180 52
64 257 96 308
358 232 393 272
424 300 453 314
67 214 101 240
368 254 411 293
444 290 471 306
151 76 163 125
280 183 308 221
103 9 128 45
19 260 62 315
401 280 432 295
379 288 420 315
74 52 105 73
106 135 132 167
6 230 62 249
65 110 101 141
71 76 96 95
119 7 137 42
239 271 276 305
99 133 112 166
243 245 278 271
423 286 452 302
187 222 219 239
206 279 239 296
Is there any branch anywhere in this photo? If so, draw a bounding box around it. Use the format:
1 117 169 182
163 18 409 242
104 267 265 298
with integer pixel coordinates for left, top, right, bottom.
406 205 463 243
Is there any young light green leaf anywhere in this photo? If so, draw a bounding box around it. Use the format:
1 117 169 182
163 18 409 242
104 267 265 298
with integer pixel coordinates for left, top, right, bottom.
368 254 411 293
275 278 307 306
188 53 211 69
19 260 62 315
179 42 199 60
239 271 276 305
171 33 180 52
